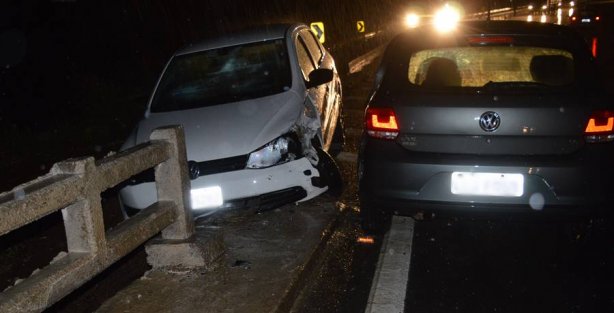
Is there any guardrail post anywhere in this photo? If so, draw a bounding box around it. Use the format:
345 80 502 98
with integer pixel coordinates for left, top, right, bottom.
53 158 107 253
150 126 194 240
145 126 224 269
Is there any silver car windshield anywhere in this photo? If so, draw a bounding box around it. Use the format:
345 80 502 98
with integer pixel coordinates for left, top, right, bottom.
407 46 574 88
150 39 291 112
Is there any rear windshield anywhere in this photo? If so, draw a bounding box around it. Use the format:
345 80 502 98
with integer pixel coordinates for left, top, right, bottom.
150 39 291 113
407 46 574 88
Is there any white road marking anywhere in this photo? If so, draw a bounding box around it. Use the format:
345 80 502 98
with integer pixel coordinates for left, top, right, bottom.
365 216 415 313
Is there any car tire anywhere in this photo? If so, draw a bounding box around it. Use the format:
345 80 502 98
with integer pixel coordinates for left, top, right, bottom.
329 111 345 157
316 147 343 197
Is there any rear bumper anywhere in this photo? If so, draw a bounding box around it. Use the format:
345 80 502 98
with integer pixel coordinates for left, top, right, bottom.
359 137 614 216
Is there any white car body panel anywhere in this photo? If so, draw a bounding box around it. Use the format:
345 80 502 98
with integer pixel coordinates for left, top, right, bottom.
119 157 326 210
136 91 303 161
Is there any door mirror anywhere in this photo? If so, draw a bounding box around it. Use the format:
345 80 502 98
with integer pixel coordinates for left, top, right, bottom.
305 68 333 89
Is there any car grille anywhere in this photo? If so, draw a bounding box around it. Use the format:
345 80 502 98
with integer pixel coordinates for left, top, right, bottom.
126 154 248 185
192 155 248 177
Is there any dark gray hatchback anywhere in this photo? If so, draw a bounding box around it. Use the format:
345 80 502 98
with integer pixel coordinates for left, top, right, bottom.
358 21 614 230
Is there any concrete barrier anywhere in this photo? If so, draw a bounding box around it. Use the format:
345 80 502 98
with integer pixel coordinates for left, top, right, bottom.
0 126 215 313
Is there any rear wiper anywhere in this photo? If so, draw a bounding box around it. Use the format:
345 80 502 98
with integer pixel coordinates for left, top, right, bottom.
482 81 550 89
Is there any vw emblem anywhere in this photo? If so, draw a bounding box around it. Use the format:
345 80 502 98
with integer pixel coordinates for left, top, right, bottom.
479 111 501 132
188 161 200 180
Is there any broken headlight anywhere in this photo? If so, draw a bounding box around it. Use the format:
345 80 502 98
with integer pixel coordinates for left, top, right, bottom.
246 134 300 169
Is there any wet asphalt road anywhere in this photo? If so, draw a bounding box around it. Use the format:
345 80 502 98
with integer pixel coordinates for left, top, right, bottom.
406 217 614 313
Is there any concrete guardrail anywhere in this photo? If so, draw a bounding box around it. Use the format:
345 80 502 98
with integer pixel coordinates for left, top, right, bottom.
0 126 218 313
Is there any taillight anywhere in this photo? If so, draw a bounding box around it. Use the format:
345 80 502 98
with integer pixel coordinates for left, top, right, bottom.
592 37 598 58
365 107 399 139
585 110 614 143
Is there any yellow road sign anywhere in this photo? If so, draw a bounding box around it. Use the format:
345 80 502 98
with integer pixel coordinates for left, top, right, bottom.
357 20 365 33
310 22 325 43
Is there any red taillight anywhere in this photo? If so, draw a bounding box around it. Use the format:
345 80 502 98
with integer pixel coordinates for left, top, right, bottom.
592 37 598 57
366 107 399 139
585 110 614 143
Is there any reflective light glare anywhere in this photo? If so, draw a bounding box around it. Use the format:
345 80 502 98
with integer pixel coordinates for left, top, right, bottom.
434 4 461 32
528 5 534 10
405 13 420 28
357 236 375 244
191 186 223 209
542 5 547 10
570 1 575 7
529 193 545 210
540 14 547 23
557 8 563 24
569 8 574 17
527 15 533 22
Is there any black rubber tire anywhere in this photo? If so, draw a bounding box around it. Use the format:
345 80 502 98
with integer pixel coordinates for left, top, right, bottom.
316 147 343 197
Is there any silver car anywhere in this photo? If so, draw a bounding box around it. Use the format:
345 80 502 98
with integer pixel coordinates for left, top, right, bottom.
120 23 344 214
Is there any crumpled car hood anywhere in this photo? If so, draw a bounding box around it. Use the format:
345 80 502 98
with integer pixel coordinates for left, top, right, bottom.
135 91 303 161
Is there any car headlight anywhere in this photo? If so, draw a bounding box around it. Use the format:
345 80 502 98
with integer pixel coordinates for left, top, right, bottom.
246 134 299 169
405 13 420 28
433 4 461 33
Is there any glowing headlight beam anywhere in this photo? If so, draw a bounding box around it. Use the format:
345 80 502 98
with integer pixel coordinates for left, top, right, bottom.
405 13 420 28
434 4 461 33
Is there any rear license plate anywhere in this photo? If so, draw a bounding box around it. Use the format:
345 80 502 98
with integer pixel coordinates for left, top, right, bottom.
451 172 524 197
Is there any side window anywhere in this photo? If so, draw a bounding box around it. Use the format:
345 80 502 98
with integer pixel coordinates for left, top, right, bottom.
300 30 323 66
295 37 316 80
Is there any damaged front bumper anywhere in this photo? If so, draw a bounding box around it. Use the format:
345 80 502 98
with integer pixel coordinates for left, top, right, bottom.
119 156 327 211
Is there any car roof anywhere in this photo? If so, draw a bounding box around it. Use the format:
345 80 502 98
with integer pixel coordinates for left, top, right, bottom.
175 23 303 56
415 20 579 38
389 20 588 55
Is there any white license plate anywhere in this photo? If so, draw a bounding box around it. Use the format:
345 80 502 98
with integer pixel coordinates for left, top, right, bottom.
190 186 223 209
451 172 524 197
